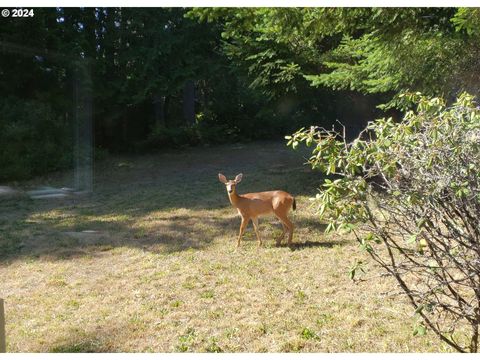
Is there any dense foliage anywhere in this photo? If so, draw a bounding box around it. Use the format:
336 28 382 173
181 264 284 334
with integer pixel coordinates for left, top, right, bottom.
287 93 480 352
1 7 479 182
0 8 324 181
190 8 480 100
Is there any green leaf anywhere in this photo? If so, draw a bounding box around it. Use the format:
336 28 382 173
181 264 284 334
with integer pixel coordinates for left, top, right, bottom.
416 218 426 229
413 324 427 336
407 234 417 244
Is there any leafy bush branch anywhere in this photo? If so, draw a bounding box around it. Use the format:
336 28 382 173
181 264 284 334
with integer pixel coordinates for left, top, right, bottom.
287 93 480 352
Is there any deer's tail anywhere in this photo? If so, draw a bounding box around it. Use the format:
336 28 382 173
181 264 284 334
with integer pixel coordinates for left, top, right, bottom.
292 198 296 211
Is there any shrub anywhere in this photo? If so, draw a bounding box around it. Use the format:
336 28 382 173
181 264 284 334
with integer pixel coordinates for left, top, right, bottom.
287 92 480 352
134 125 200 151
0 97 72 181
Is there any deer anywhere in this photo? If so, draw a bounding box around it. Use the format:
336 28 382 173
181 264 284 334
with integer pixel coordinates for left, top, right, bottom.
218 173 296 248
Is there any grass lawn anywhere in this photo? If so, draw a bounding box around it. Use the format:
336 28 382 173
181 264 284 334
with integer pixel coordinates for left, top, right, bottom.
0 141 448 352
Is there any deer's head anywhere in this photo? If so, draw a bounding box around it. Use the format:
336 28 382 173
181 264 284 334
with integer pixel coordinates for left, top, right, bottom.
218 173 242 194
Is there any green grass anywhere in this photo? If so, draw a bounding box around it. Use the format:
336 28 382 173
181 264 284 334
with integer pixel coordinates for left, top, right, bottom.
0 141 449 352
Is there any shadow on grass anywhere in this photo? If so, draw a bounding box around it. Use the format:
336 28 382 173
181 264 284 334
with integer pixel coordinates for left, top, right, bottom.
0 141 325 261
284 239 351 251
294 216 328 232
50 342 101 353
48 326 121 352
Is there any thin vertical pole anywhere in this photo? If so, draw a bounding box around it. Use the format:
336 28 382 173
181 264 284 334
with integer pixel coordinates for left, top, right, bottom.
0 298 6 353
73 59 93 193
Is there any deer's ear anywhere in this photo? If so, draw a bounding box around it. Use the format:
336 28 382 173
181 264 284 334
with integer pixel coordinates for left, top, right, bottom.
235 173 243 184
218 173 227 184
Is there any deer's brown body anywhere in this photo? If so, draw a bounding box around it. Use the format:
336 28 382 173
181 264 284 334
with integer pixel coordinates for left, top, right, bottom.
218 173 296 248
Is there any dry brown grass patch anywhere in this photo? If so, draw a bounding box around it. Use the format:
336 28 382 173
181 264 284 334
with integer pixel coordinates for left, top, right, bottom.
0 141 450 352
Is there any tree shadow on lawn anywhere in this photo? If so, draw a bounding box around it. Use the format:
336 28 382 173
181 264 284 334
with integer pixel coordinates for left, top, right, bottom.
294 216 329 232
0 210 243 261
46 322 127 352
0 141 326 262
281 239 352 251
0 199 329 262
2 202 338 261
50 340 108 353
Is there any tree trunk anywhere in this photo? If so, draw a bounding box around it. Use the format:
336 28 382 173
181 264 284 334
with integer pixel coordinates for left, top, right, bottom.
153 94 166 128
183 79 195 125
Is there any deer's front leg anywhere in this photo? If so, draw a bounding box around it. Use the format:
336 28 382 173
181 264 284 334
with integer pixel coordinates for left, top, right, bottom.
237 217 249 248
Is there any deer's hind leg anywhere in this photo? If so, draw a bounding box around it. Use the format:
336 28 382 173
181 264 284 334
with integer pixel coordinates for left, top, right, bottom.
274 218 287 246
274 211 294 246
251 217 262 247
283 217 295 245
